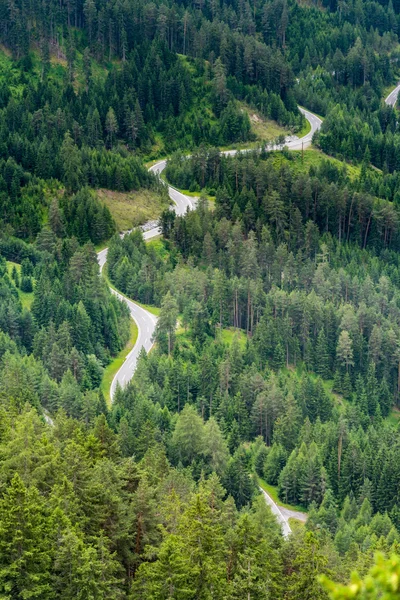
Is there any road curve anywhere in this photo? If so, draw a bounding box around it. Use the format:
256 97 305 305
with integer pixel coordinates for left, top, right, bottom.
95 106 322 537
94 87 398 533
385 84 400 107
97 106 322 399
97 249 158 400
103 83 397 402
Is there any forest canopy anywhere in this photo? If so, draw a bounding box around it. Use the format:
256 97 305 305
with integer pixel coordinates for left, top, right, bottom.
0 0 400 594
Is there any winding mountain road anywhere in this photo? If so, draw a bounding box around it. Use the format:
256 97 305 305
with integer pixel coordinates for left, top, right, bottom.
97 107 322 403
95 91 394 535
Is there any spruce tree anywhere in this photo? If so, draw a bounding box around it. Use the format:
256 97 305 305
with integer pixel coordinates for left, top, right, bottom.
0 474 53 599
315 328 330 379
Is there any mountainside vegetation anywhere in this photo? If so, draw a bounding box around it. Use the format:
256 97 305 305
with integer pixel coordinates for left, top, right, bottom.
2 0 400 594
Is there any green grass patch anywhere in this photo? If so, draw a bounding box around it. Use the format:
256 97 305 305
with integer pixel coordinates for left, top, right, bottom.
176 326 247 348
220 327 247 349
241 104 289 141
270 148 362 180
6 261 34 310
258 477 308 513
289 517 306 529
147 238 169 260
97 188 170 232
297 115 312 138
162 170 216 208
170 187 199 198
145 158 164 169
387 407 400 427
95 240 109 252
101 318 138 406
145 132 167 161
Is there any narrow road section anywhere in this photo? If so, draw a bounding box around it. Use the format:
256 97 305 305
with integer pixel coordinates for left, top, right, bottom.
386 84 400 107
97 105 324 536
259 488 292 538
97 249 157 399
97 106 322 399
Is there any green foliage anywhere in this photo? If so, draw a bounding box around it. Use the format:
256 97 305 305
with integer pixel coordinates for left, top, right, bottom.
322 554 400 599
2 0 400 592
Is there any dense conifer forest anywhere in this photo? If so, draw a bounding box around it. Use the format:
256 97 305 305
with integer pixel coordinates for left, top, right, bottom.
3 0 400 594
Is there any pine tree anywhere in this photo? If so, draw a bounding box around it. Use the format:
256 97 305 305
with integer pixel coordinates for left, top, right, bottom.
342 371 353 399
203 417 229 476
272 341 285 370
228 512 283 599
54 530 122 599
134 99 146 146
336 330 354 373
87 107 103 148
105 107 118 148
131 535 194 599
263 443 287 485
365 362 379 416
171 404 205 466
0 474 53 598
154 291 179 356
224 447 255 509
287 532 329 600
315 328 330 379
178 492 228 598
60 132 83 193
378 377 392 418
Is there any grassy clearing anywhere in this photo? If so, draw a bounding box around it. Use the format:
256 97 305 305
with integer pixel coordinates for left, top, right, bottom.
147 238 169 260
97 189 169 232
258 477 308 513
145 158 164 169
6 261 34 310
280 363 348 414
387 407 400 427
95 240 109 252
48 46 112 91
145 133 166 161
241 104 289 141
176 326 247 349
270 148 362 180
170 187 199 198
289 517 306 529
100 319 138 406
220 328 247 349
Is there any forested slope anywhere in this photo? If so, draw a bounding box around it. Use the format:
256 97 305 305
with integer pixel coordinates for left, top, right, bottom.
1 0 400 593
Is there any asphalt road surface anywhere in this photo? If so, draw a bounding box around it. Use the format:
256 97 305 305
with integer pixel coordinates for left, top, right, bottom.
259 488 292 538
98 106 323 400
96 106 324 536
97 248 158 400
385 84 400 107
